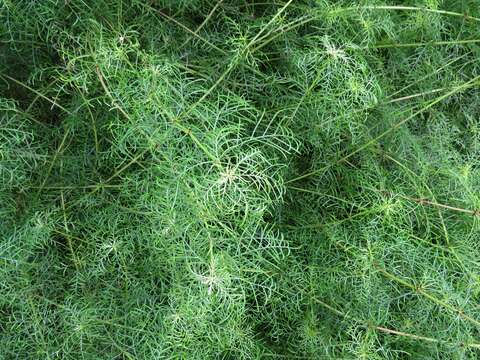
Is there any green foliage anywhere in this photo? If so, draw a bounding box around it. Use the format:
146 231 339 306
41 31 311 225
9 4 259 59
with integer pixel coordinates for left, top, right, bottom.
1 0 480 358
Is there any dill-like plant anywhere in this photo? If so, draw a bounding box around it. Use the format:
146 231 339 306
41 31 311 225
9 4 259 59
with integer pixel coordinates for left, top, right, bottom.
1 1 480 358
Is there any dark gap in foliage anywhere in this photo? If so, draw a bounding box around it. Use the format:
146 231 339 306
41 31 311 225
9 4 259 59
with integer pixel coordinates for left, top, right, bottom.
12 189 28 220
292 144 315 181
0 304 15 331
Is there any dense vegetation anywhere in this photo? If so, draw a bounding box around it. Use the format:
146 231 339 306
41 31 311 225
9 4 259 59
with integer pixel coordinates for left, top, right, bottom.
1 1 480 358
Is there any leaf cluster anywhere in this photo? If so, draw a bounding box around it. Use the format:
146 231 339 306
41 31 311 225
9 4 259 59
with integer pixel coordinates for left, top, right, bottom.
1 0 480 358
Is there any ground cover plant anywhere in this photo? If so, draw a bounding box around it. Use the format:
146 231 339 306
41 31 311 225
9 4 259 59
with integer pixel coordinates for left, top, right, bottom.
1 0 480 358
